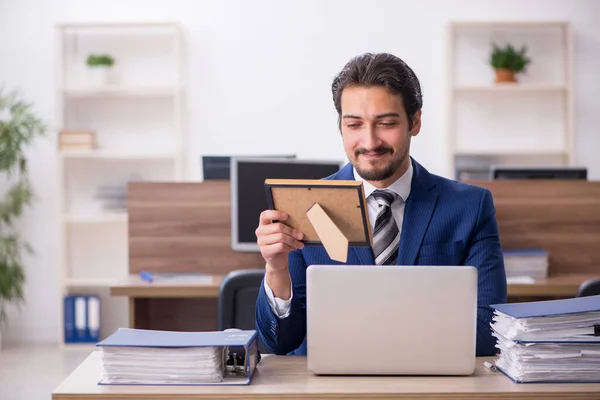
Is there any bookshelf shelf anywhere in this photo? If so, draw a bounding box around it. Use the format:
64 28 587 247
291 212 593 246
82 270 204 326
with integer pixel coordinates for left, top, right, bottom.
65 278 118 287
60 149 179 160
56 21 185 346
453 84 567 93
63 85 180 98
446 21 574 180
453 149 569 157
63 213 128 224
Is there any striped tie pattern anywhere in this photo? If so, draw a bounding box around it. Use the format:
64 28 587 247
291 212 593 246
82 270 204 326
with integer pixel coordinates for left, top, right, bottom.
371 190 400 265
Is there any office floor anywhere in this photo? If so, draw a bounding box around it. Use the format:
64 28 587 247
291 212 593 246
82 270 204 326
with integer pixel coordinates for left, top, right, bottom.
0 342 91 400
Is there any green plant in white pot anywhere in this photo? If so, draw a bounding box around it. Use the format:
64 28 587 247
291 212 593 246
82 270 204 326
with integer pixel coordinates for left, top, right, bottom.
86 53 115 86
0 87 46 348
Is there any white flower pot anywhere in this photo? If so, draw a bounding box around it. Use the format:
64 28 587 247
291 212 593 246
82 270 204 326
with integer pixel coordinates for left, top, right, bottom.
87 66 110 87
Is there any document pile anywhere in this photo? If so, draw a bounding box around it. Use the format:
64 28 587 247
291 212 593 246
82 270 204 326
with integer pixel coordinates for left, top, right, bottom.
96 328 260 385
502 249 549 281
490 295 600 383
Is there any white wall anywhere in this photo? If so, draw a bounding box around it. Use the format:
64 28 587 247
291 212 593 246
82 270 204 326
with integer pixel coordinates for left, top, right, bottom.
1 0 599 344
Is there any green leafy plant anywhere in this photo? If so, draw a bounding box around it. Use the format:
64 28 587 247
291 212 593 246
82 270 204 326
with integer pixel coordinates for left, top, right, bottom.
489 43 531 73
0 87 46 327
86 54 115 67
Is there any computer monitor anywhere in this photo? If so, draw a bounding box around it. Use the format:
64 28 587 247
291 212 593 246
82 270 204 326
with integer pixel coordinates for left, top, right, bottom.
202 154 296 180
491 165 587 180
231 158 344 252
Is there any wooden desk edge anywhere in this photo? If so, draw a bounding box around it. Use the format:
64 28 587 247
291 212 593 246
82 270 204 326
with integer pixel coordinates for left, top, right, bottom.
110 285 220 298
508 274 597 297
52 352 600 400
109 274 223 298
108 274 595 299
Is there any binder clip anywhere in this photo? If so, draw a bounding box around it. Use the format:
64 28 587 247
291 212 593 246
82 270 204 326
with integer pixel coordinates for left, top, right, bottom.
224 347 261 378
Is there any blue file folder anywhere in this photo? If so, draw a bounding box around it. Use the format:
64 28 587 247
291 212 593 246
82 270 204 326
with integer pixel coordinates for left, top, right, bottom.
63 294 101 343
63 296 76 343
491 294 600 319
96 328 260 385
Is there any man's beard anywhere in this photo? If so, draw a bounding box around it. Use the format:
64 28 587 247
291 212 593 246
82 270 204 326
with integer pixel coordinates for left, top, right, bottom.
352 145 408 182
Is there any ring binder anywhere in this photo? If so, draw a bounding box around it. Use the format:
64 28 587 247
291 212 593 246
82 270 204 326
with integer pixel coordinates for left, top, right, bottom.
96 328 261 385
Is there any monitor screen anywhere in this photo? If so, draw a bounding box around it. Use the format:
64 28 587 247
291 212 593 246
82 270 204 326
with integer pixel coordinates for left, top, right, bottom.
202 154 296 180
231 158 344 252
491 166 587 180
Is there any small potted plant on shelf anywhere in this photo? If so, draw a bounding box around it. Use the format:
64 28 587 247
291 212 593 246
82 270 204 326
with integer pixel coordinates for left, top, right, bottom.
0 88 46 351
86 53 115 86
489 43 531 83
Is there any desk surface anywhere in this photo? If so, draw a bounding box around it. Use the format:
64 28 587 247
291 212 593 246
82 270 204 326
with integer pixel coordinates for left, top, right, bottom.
110 273 596 299
507 273 596 297
52 352 600 400
110 274 222 298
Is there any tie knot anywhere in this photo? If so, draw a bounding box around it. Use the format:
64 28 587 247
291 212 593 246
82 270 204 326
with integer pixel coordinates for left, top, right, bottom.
371 190 397 207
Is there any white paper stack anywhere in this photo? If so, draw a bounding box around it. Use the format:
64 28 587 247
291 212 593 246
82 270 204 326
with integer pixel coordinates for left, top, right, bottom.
100 346 225 384
503 249 549 280
490 295 600 383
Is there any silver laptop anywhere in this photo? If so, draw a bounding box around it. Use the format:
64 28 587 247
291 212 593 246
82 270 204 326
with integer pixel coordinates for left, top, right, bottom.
306 264 478 376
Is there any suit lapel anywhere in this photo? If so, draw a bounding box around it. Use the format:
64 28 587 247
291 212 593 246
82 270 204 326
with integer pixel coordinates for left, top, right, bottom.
328 162 354 180
396 159 438 265
329 160 438 266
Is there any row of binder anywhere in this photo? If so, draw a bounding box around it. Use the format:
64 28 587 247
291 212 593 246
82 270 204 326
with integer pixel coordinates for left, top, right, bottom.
64 295 101 343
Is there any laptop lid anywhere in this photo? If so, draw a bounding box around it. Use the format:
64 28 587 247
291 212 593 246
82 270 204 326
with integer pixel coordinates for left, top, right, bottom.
306 264 478 375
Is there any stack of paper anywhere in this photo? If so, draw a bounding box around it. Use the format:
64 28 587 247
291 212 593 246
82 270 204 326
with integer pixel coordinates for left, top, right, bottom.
490 295 600 383
503 249 549 280
96 328 259 385
101 345 225 384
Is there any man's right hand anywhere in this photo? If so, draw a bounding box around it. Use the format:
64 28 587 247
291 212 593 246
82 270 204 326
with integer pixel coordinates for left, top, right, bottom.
256 210 304 300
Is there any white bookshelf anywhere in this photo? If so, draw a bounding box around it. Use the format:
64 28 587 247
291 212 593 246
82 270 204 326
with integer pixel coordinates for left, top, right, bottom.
55 22 185 345
446 21 574 180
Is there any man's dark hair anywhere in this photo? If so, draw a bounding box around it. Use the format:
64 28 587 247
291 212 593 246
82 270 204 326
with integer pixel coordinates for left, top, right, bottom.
331 52 423 130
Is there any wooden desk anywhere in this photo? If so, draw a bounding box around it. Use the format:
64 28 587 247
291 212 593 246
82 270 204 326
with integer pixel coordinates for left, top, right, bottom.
110 275 223 298
507 273 597 298
110 274 223 331
117 180 600 334
52 352 600 400
111 273 598 330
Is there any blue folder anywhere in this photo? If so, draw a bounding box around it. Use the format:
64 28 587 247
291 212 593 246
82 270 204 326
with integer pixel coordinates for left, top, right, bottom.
96 328 260 385
63 294 101 343
491 294 600 319
97 328 256 348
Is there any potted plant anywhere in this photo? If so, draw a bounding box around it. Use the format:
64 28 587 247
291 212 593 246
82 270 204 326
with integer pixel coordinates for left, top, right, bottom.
0 88 46 349
489 43 531 83
86 53 115 86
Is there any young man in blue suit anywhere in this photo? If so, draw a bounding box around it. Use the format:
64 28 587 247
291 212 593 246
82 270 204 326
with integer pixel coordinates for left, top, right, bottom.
254 52 507 357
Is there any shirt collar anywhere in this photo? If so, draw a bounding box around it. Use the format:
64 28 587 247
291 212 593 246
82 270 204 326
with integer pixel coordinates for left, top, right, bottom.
352 161 413 202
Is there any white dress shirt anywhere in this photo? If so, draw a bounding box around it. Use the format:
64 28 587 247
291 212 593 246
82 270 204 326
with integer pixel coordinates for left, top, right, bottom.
263 162 414 318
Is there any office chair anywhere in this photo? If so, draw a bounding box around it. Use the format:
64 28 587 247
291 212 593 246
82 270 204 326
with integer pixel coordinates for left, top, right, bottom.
217 268 267 353
577 278 600 297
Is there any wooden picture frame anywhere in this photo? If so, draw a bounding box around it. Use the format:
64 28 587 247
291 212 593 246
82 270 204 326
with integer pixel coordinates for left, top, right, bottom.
264 179 372 262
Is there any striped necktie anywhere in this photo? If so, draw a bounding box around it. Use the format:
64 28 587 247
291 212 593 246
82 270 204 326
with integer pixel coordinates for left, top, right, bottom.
371 190 400 265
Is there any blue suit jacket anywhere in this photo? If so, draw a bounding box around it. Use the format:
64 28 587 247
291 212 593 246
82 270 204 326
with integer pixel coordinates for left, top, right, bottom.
255 157 507 356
